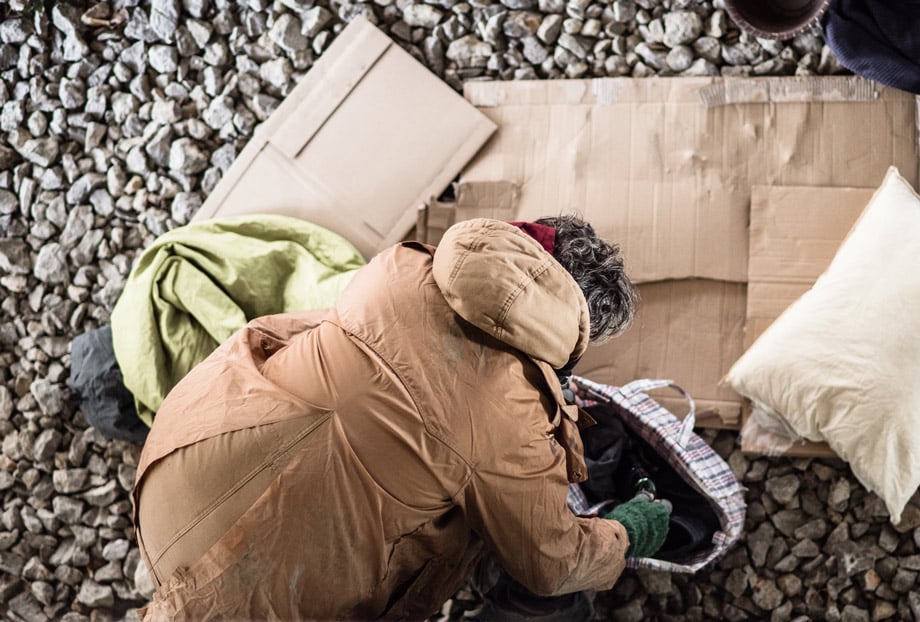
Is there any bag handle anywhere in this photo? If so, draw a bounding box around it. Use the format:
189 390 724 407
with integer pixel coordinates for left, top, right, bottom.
618 379 696 446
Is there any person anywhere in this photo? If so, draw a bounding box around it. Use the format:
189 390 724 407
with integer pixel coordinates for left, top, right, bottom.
131 215 670 620
822 0 920 95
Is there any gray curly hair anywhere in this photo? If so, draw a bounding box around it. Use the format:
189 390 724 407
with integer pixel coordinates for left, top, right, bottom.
536 215 638 343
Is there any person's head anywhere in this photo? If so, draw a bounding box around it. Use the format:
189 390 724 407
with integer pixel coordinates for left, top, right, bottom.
535 214 638 343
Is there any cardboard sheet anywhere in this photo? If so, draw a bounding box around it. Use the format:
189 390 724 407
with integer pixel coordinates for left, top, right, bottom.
454 76 919 427
745 185 877 349
415 199 456 249
460 77 917 283
192 17 496 260
741 185 875 457
577 279 746 428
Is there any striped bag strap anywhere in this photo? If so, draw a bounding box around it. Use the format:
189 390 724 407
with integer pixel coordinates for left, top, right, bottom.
617 379 697 447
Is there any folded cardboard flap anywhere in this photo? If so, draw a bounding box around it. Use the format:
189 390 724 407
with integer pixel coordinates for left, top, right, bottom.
740 185 876 456
415 199 455 247
457 76 920 429
269 24 391 160
192 17 496 260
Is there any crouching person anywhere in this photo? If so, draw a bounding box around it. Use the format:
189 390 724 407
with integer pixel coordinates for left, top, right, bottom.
132 215 666 620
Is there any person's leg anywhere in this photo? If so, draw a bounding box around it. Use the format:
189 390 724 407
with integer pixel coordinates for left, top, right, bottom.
471 555 595 622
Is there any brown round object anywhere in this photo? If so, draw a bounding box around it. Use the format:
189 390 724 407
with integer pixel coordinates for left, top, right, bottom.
723 0 833 40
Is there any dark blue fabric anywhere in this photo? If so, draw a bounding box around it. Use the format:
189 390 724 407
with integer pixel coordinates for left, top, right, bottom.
823 0 920 94
70 325 148 443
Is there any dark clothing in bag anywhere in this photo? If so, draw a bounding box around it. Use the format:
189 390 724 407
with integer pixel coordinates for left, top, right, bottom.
570 377 746 573
823 0 920 94
580 402 721 563
70 326 148 443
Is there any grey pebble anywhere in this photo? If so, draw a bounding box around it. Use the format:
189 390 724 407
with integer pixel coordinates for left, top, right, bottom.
169 137 209 175
76 579 114 608
301 6 334 37
404 4 445 28
149 44 179 73
17 138 60 168
270 14 309 53
537 14 563 44
662 11 701 47
150 0 180 43
33 244 68 284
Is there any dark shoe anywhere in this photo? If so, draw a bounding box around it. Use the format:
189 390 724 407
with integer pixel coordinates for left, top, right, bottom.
477 579 594 622
656 512 714 562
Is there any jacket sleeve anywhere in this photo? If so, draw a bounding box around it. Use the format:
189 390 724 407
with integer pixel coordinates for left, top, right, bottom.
457 389 630 596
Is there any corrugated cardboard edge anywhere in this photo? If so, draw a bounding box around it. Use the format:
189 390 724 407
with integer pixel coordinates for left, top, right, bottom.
645 394 739 429
698 76 881 107
465 76 900 109
463 78 629 108
416 198 456 246
464 77 712 107
916 95 920 162
455 180 520 216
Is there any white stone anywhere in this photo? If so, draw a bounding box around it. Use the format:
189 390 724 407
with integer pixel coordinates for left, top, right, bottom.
403 4 445 28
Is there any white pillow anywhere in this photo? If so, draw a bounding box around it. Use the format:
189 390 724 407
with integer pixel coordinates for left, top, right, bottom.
725 166 920 524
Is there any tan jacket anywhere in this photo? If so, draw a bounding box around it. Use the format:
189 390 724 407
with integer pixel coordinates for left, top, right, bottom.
134 219 629 620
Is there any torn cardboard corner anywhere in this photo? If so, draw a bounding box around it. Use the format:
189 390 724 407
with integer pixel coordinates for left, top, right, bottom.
415 198 456 249
448 76 919 428
192 17 496 260
740 185 875 457
416 180 520 242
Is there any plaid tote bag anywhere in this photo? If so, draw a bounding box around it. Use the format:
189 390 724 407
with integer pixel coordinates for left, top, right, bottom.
567 376 747 573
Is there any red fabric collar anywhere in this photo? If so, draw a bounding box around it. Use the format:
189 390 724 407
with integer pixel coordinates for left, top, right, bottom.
510 222 556 255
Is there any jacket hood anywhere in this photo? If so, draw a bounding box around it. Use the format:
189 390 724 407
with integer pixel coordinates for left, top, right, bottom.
432 219 590 369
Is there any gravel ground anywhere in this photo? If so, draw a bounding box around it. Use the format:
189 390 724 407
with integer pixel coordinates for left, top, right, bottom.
2 0 917 621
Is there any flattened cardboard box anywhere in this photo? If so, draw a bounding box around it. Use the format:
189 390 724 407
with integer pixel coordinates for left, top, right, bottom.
745 185 877 350
449 76 919 428
192 17 496 260
741 185 876 457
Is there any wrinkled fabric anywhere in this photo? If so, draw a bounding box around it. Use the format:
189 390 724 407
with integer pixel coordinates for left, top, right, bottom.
110 215 365 425
579 412 628 503
133 219 629 621
509 221 556 255
70 326 148 443
432 219 590 369
823 0 920 94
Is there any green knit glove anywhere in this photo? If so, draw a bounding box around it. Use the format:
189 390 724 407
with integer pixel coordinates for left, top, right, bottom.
605 497 670 559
